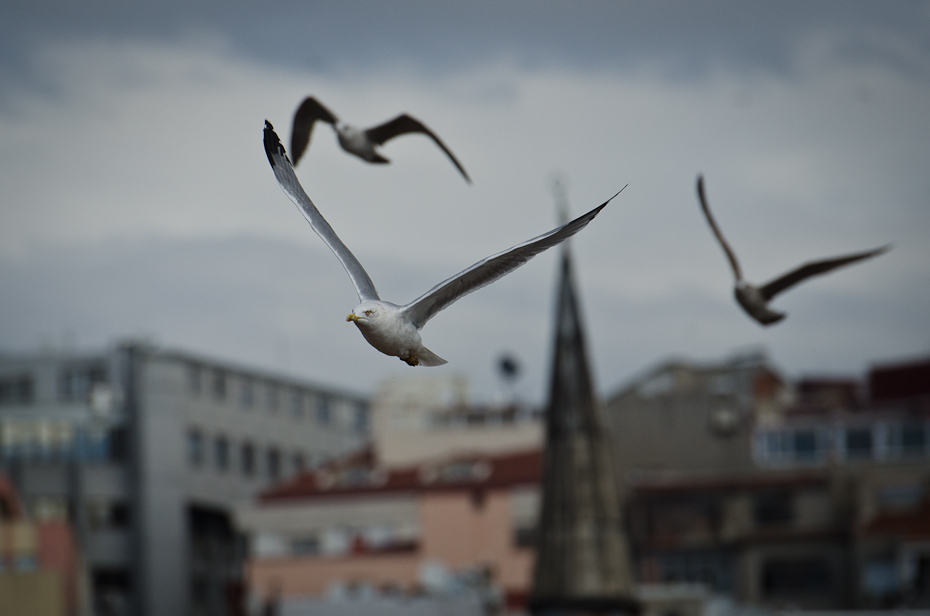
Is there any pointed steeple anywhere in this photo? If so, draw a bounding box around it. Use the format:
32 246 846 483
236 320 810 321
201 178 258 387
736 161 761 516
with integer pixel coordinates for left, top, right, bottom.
530 236 638 613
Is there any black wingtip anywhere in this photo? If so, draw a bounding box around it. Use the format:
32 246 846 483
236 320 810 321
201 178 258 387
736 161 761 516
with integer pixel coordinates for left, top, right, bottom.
583 184 628 221
610 183 628 201
596 184 628 211
263 119 290 167
696 174 706 199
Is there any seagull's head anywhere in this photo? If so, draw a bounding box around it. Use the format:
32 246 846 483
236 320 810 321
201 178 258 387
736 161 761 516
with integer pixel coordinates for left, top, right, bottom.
346 301 383 329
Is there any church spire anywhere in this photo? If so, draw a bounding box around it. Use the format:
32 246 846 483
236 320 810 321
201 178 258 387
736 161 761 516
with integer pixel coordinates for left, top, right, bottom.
530 189 638 614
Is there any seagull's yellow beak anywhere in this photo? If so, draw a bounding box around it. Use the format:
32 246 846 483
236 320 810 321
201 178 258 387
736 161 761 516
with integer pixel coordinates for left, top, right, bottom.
346 313 360 322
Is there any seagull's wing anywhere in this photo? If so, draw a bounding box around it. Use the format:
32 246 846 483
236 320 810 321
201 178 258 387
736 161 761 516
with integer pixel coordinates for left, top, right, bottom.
697 175 743 282
290 97 339 166
364 114 471 183
264 121 380 302
400 188 625 330
759 245 890 301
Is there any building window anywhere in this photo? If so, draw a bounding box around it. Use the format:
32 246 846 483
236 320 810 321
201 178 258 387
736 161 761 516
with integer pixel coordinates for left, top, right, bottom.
901 423 926 456
58 364 106 402
471 488 487 511
793 430 818 461
187 429 204 466
762 558 831 594
846 427 873 460
653 550 734 592
754 491 793 526
187 363 202 395
292 536 320 556
863 560 900 598
267 448 281 481
0 375 34 406
316 396 331 426
241 442 255 476
878 484 923 509
87 498 131 530
215 436 229 472
353 402 369 434
266 383 279 413
239 378 254 409
290 390 304 418
212 370 226 401
513 525 537 549
31 496 69 521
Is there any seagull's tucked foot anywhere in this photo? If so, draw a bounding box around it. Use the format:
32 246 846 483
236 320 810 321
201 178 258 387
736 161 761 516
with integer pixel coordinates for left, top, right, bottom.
403 356 420 367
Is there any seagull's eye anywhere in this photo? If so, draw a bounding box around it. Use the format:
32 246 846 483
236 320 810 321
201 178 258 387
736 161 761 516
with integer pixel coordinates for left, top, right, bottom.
364 310 373 316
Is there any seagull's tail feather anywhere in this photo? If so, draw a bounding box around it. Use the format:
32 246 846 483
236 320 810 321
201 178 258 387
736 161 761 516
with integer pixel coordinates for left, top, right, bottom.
417 347 448 367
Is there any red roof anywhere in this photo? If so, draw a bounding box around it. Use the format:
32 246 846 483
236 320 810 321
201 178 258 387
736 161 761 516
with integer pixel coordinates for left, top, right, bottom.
260 449 542 503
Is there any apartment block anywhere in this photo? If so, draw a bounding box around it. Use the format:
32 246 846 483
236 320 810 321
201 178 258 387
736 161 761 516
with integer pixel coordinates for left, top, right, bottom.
0 341 369 616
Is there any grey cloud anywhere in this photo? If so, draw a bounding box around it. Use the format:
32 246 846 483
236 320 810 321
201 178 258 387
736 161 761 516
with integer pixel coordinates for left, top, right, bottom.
3 1 930 101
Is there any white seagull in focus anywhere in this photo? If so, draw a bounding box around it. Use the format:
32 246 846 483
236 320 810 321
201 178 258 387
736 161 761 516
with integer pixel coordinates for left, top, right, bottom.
697 175 889 326
264 120 620 365
290 96 471 183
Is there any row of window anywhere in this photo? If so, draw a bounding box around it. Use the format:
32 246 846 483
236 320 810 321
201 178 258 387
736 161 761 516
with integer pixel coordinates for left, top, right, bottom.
0 421 125 463
0 363 108 407
643 550 833 596
755 421 929 465
186 428 314 482
185 363 368 432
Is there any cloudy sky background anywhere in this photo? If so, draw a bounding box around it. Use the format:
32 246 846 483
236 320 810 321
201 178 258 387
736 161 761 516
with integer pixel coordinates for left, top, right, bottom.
1 1 929 404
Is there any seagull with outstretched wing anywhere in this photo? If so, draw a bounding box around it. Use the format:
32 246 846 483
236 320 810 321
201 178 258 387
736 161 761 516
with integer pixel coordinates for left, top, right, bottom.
696 175 889 326
289 96 471 183
265 120 620 365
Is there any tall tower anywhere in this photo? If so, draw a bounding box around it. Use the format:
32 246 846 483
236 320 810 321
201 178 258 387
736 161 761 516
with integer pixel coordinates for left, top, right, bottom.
530 192 638 614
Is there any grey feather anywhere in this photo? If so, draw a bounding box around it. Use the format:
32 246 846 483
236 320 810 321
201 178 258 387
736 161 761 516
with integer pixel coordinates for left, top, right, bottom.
263 121 380 302
400 187 625 329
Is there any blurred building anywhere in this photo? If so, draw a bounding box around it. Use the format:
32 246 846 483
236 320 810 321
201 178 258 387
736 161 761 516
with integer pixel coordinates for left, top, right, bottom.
239 448 540 611
371 374 542 467
0 342 370 616
605 351 786 475
0 473 83 616
611 354 930 609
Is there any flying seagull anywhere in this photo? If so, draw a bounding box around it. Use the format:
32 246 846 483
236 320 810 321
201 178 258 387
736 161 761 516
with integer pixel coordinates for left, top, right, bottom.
290 96 471 183
696 175 889 326
264 120 619 366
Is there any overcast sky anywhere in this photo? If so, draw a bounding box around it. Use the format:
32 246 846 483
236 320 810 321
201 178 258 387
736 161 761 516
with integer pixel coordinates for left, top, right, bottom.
1 1 929 404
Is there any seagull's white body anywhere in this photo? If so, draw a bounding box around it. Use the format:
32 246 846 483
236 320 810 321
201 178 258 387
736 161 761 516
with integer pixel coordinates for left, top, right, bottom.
697 175 889 326
263 120 619 366
347 300 446 366
334 123 386 163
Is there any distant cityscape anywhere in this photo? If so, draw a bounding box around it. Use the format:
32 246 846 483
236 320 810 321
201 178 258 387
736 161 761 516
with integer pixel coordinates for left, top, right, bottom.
3 336 928 616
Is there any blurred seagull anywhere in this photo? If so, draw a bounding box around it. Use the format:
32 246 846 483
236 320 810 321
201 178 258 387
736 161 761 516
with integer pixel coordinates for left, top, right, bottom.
290 96 471 183
696 175 889 326
264 120 619 365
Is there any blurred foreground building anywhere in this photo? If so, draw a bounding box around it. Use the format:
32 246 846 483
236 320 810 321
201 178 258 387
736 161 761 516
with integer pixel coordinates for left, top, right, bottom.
0 342 369 616
240 448 541 611
239 354 930 614
0 473 82 616
610 355 930 609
